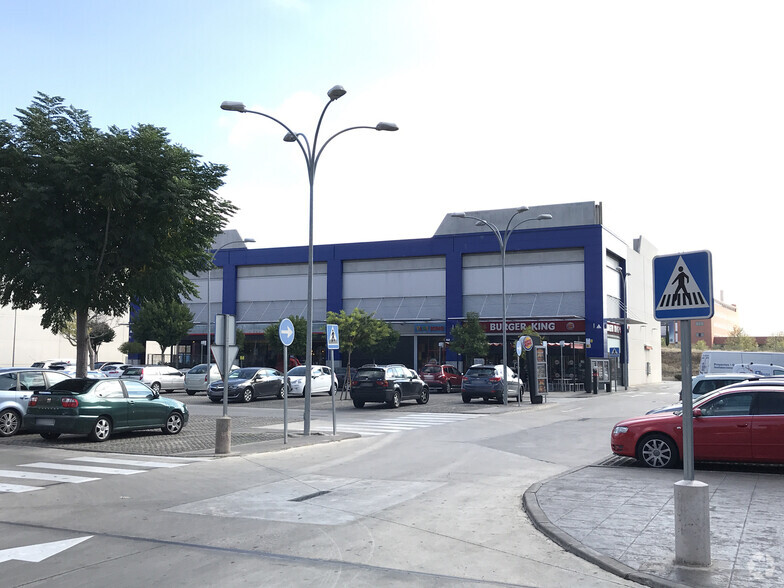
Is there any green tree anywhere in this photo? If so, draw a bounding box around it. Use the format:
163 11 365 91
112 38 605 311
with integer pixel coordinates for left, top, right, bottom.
0 93 235 377
264 316 307 359
326 308 401 372
763 332 784 352
723 326 759 351
130 300 194 366
118 341 145 356
449 312 489 362
62 314 117 368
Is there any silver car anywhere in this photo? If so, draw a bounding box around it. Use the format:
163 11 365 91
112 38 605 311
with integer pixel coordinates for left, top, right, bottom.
120 365 186 394
0 368 72 436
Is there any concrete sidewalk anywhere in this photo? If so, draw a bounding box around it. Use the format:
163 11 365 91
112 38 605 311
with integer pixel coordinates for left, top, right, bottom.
524 463 784 588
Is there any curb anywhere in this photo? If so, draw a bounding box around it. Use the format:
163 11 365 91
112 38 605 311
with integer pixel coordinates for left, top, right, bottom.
523 472 689 588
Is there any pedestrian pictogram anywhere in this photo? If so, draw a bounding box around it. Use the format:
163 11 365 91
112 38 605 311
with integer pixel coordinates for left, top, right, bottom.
653 251 714 321
656 257 707 310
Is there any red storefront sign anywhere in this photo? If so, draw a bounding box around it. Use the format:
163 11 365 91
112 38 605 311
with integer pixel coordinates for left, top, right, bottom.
480 319 585 334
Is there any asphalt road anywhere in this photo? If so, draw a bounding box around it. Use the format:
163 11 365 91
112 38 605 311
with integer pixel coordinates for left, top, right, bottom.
0 382 684 587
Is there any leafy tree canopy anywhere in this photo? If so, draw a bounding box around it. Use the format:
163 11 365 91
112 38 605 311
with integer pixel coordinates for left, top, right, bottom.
0 93 236 375
130 299 194 363
61 313 117 368
449 311 489 362
264 316 308 358
326 308 398 369
721 326 759 351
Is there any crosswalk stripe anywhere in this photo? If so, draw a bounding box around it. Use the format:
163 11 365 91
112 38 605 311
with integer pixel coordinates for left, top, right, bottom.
66 457 188 469
18 463 145 475
0 483 44 493
0 469 99 483
313 413 485 437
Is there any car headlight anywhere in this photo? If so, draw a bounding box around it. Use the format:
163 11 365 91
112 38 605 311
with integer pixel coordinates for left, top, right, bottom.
612 426 629 435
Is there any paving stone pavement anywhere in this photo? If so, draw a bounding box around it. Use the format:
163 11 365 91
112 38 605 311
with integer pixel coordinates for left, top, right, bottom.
524 463 784 588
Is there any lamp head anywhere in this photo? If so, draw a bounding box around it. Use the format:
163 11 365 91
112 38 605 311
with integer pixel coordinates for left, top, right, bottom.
375 122 399 131
220 101 246 113
283 132 297 142
474 220 487 227
515 206 530 213
244 238 256 244
537 213 553 220
451 212 467 218
327 85 347 100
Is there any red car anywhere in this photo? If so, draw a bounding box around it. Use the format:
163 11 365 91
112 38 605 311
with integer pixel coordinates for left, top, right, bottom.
419 364 463 394
611 383 784 468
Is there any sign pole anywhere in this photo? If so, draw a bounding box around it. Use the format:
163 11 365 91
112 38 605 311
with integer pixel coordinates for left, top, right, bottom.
283 345 288 444
681 320 694 480
330 348 336 435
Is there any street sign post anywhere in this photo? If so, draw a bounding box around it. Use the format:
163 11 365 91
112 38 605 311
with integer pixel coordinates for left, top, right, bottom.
326 323 339 434
653 250 713 567
279 318 295 444
212 314 238 455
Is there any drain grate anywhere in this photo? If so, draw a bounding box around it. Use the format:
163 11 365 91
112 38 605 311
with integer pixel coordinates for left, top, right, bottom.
289 490 331 502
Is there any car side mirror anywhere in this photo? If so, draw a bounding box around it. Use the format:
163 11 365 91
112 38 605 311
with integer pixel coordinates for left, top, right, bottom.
150 391 159 399
692 407 703 418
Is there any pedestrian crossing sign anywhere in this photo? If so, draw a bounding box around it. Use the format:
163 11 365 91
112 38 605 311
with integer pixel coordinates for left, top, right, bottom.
326 324 339 350
653 250 714 320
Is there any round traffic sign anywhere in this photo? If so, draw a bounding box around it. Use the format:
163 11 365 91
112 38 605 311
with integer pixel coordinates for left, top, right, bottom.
279 318 295 347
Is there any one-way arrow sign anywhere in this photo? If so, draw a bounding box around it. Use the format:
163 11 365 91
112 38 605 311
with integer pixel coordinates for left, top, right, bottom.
0 536 92 563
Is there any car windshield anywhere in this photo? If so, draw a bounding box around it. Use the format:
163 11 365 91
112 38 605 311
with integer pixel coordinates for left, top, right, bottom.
466 367 495 378
288 366 307 376
48 379 98 394
189 365 209 375
231 368 258 379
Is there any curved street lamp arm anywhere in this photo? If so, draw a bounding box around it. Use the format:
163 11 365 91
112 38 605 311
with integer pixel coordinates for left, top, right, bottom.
312 98 337 168
459 214 503 248
313 125 385 171
242 108 312 173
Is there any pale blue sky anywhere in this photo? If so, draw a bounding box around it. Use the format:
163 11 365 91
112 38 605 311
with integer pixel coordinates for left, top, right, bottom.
4 1 784 335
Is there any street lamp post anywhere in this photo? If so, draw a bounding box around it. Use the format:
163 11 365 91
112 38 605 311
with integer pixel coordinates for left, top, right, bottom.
221 87 397 434
451 208 552 404
614 267 631 390
206 238 255 374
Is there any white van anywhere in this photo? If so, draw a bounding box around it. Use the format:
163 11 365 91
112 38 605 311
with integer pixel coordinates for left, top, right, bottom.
732 363 784 377
699 351 784 374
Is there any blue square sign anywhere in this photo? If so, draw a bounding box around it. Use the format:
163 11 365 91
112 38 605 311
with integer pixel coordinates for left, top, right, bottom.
653 250 714 321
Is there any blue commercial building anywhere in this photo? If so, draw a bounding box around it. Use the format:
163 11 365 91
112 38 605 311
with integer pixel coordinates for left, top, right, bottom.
182 202 662 389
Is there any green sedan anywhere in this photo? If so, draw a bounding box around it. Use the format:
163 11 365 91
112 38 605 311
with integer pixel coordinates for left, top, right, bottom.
24 378 188 442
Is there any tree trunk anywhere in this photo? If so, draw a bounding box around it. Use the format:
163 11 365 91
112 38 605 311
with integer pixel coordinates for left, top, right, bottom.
75 309 89 378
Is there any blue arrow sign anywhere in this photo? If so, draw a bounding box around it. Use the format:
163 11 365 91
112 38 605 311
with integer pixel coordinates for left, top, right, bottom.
653 250 714 321
279 318 295 347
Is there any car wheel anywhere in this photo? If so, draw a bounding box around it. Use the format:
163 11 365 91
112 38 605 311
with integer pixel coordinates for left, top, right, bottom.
277 384 284 399
186 390 196 396
444 381 451 394
88 417 112 442
387 389 401 408
353 399 365 408
0 408 21 437
462 394 471 404
328 383 335 396
417 387 429 405
243 388 253 403
40 432 61 440
150 382 161 394
638 434 679 468
162 412 184 435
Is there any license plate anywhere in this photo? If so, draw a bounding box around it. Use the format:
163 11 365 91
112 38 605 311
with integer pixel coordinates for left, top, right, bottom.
36 418 55 426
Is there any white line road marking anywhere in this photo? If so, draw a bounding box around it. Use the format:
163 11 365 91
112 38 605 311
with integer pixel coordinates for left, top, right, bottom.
0 483 44 493
18 463 145 475
0 469 99 483
66 457 188 468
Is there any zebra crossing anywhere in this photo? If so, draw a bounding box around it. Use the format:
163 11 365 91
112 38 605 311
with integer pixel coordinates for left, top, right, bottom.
0 454 211 494
311 412 484 437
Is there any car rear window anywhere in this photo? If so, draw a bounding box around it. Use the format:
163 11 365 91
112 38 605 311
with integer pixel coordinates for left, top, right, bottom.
48 379 97 394
422 366 441 374
357 368 385 379
189 365 208 375
123 367 143 376
465 367 495 378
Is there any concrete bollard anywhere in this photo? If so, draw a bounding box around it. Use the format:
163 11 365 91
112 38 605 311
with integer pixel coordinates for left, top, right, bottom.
215 416 231 455
674 479 711 566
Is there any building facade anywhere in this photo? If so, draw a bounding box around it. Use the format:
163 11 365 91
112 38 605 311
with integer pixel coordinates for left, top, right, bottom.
182 202 662 389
